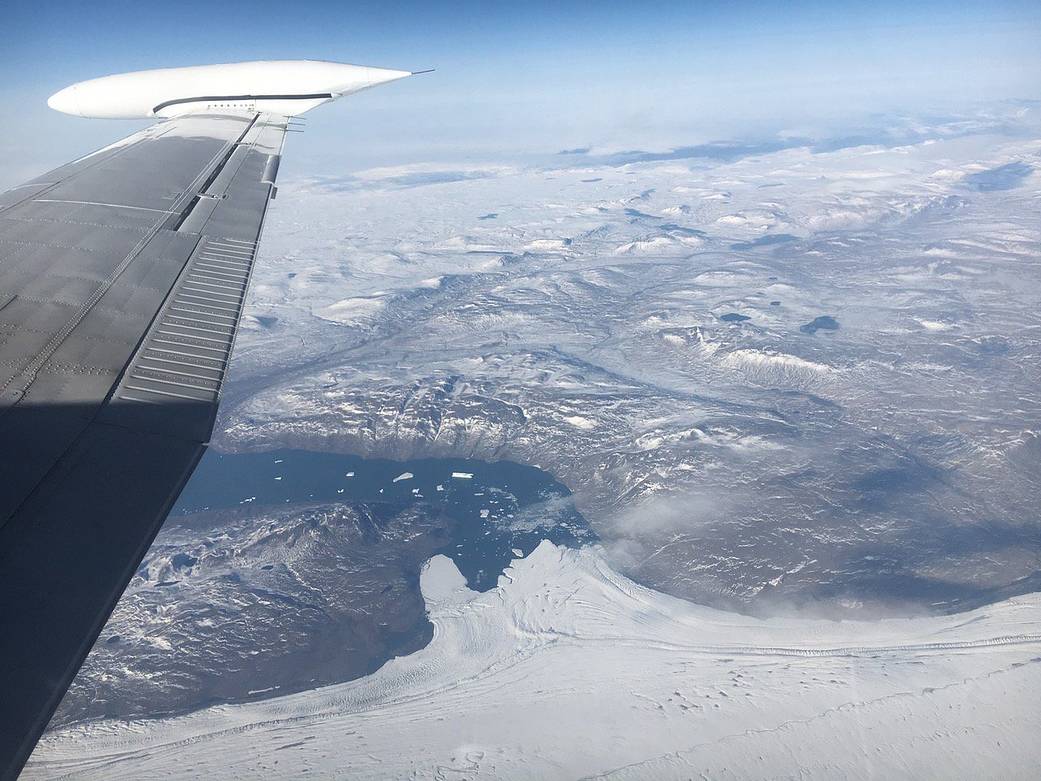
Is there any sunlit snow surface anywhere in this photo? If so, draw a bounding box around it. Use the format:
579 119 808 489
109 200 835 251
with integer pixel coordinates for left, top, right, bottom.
26 542 1041 779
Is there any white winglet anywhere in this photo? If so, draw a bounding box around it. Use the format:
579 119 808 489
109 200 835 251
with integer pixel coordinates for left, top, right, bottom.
47 60 416 119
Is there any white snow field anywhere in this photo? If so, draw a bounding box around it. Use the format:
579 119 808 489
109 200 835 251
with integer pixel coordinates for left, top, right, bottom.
27 541 1041 780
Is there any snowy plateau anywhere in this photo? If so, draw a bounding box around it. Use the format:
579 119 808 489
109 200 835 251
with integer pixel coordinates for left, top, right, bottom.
27 542 1041 779
27 105 1041 778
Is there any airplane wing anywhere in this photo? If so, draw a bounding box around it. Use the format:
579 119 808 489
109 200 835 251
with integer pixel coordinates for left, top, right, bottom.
0 59 423 777
0 110 288 777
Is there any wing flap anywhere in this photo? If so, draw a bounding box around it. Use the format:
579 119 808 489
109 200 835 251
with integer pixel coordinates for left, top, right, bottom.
0 111 285 779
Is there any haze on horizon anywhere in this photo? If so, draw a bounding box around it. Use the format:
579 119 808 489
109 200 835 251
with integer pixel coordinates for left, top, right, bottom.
2 0 1039 189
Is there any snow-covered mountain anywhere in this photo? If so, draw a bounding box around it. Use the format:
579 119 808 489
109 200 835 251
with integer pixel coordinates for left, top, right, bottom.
217 108 1041 615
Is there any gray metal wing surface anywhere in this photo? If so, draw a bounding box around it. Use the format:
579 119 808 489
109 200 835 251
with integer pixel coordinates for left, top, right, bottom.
0 111 286 779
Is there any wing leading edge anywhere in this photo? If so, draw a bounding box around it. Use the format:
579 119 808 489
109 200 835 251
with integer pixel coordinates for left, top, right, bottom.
0 111 286 778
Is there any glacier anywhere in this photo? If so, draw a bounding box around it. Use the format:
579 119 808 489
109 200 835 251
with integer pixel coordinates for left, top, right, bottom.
26 541 1041 779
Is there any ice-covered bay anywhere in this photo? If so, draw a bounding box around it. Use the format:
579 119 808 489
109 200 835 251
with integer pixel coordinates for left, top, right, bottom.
27 541 1041 779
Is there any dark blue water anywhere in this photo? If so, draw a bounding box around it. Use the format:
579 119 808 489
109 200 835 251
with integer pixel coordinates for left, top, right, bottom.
800 315 840 334
173 449 596 591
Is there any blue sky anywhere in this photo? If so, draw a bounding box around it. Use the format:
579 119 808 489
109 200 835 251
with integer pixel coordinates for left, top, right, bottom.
2 1 1040 186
